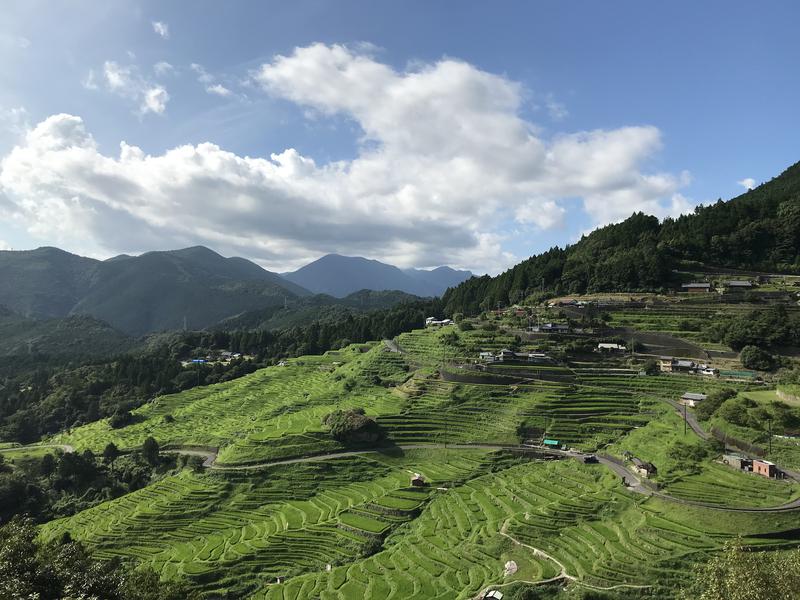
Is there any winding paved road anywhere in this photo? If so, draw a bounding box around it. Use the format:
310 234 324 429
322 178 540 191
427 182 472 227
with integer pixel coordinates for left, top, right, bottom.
157 441 800 512
0 443 74 454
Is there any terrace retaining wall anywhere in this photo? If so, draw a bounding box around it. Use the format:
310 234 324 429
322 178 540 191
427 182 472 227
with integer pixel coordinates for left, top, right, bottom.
777 388 800 404
710 427 766 457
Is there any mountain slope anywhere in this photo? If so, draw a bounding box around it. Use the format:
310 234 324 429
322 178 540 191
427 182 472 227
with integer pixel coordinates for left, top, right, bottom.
0 246 310 335
0 305 133 358
443 159 800 314
283 254 471 297
0 247 97 318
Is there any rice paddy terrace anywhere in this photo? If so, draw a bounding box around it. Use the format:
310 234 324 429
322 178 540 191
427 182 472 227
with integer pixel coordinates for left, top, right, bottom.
42 324 800 599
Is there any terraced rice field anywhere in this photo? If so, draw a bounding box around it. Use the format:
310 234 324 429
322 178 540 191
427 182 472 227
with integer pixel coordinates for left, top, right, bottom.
40 325 800 598
665 462 799 507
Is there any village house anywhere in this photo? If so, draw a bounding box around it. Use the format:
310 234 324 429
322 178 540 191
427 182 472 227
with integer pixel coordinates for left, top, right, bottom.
752 459 778 478
498 348 516 361
679 392 707 408
681 282 712 294
596 343 627 353
659 358 697 373
722 280 754 292
483 591 504 600
481 350 552 364
631 457 657 478
425 317 454 327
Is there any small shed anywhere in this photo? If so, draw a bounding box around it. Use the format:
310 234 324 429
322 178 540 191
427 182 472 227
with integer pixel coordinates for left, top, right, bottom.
658 357 675 373
680 392 707 408
753 459 777 478
543 439 560 448
631 458 657 478
722 453 752 471
410 473 426 487
484 591 504 600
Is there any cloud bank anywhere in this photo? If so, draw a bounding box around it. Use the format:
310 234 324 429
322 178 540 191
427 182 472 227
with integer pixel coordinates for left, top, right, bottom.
0 43 690 272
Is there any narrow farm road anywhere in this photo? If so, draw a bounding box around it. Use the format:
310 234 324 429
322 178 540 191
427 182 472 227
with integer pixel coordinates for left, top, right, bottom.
210 443 509 471
167 439 800 512
0 443 75 454
160 447 217 468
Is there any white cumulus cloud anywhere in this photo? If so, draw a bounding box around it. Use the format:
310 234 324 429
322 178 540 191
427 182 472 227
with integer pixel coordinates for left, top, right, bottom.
3 44 690 272
153 61 174 77
737 177 756 191
152 21 169 39
206 83 232 97
142 86 169 114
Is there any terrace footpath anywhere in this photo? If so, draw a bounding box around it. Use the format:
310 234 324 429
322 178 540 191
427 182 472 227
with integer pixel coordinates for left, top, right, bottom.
382 339 403 353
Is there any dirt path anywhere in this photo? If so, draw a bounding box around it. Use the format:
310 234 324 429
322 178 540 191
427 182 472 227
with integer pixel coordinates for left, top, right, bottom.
382 339 403 353
469 518 652 598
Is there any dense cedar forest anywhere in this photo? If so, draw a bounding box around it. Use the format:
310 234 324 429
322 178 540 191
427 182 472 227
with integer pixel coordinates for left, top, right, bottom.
443 160 800 314
0 299 438 443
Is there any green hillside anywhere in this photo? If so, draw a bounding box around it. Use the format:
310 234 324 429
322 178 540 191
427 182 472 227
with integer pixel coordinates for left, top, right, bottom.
444 160 800 314
27 311 798 599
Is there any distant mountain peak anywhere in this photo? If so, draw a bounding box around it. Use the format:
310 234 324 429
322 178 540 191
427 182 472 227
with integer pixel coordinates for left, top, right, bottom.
283 254 472 298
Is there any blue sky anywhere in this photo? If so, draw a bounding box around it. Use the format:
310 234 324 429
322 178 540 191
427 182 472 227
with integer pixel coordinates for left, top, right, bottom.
0 1 798 273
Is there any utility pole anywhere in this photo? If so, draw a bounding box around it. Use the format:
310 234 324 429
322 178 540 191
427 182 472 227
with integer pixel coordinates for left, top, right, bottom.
768 417 772 454
683 402 687 436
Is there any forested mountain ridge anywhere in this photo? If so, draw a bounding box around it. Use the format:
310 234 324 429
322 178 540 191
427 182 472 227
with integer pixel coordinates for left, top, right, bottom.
214 289 421 331
0 246 310 335
444 160 800 314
